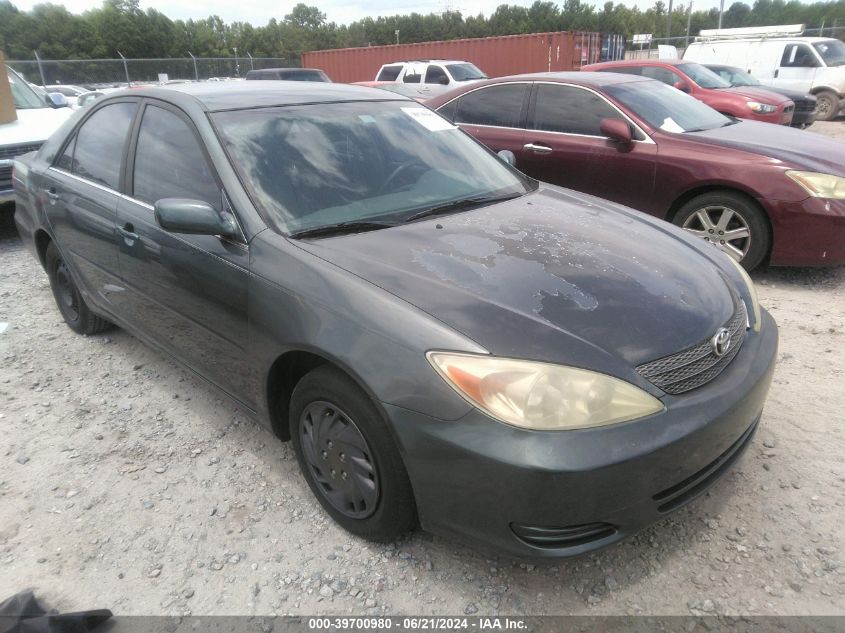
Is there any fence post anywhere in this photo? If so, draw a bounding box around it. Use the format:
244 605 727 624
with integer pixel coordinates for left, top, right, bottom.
247 52 254 70
33 51 47 87
117 50 131 86
188 51 199 81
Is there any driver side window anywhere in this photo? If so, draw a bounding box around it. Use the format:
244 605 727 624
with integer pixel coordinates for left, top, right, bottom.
132 105 221 209
781 44 819 68
425 65 449 85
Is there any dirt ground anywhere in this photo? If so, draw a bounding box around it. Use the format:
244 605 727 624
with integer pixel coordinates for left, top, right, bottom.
1 123 843 617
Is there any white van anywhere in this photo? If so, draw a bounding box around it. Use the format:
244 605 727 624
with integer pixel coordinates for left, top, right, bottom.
684 29 845 120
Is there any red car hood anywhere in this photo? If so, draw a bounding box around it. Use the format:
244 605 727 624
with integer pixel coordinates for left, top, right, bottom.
721 86 792 105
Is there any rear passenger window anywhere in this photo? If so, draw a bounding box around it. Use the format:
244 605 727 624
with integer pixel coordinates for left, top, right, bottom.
532 84 619 136
454 84 527 128
641 66 678 85
72 102 137 189
132 105 220 209
377 65 402 81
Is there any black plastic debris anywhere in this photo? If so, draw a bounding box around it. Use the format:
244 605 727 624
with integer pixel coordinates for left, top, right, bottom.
0 590 111 633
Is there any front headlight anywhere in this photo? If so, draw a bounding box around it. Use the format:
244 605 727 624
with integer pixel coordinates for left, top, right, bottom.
427 352 664 431
723 254 762 332
785 170 845 199
746 101 777 114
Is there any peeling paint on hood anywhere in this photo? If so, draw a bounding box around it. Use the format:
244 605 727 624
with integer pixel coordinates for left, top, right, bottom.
295 186 736 368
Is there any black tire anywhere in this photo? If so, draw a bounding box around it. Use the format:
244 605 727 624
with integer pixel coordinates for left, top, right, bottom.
673 191 770 271
290 365 417 541
814 90 840 122
45 241 113 335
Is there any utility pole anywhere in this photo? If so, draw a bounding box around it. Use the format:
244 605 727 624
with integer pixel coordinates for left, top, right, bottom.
233 46 239 77
188 51 199 81
117 50 131 87
33 51 46 87
718 0 725 29
666 0 673 40
685 2 693 47
395 29 400 44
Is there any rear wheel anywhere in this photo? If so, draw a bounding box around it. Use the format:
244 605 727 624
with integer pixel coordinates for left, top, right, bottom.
45 242 113 335
673 191 770 271
290 365 417 541
814 90 839 122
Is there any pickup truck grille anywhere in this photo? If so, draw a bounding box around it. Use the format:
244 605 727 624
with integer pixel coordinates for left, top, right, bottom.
0 142 43 161
795 99 816 113
0 165 11 190
636 301 747 395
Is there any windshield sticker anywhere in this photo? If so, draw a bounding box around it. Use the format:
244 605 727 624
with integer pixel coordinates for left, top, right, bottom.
401 107 457 131
659 117 684 133
358 114 376 124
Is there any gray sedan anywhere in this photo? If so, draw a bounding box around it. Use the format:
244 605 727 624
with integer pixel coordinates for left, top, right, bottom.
13 81 777 558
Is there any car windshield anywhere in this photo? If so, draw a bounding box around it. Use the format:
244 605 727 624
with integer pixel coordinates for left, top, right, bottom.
813 40 845 67
678 62 732 89
7 67 47 109
446 63 488 81
606 80 733 133
212 100 533 235
712 66 760 87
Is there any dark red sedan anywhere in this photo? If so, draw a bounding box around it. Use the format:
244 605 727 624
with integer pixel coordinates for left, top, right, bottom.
582 59 794 126
426 72 845 270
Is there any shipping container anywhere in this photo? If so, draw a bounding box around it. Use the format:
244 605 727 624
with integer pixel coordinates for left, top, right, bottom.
301 31 624 83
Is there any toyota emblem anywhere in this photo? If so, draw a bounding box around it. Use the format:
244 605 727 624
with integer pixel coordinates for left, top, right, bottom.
711 328 731 357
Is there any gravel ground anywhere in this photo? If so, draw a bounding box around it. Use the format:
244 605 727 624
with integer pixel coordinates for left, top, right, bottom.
1 124 844 617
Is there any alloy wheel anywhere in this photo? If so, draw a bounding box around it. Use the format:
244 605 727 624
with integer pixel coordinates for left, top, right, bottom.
681 205 751 262
299 401 380 519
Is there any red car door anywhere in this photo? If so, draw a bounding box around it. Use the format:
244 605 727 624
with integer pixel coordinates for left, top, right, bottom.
446 83 530 162
518 82 657 213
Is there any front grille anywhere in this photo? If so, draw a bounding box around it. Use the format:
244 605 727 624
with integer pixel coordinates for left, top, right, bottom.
636 301 747 394
652 419 758 513
0 142 42 161
795 100 816 113
511 522 617 549
0 165 12 190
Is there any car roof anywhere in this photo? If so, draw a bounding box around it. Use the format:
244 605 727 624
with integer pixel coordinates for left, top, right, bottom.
585 59 690 69
463 71 651 87
384 60 468 65
113 81 410 112
248 68 325 73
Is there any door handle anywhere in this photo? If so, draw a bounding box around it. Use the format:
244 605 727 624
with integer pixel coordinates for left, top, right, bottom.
118 223 139 242
523 143 553 154
44 187 60 202
774 69 779 78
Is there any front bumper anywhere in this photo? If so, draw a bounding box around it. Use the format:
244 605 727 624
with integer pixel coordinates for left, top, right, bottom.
767 196 845 266
387 310 778 559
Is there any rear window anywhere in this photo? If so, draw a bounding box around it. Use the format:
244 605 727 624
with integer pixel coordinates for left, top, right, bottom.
281 70 330 82
376 65 403 81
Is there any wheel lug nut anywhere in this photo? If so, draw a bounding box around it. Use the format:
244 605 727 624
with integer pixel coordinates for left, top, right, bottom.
719 231 724 235
339 453 345 462
709 229 714 233
330 469 336 478
720 240 725 244
321 450 328 460
327 440 333 449
341 471 348 480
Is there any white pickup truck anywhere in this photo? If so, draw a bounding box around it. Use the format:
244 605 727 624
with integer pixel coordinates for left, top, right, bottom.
1 66 73 208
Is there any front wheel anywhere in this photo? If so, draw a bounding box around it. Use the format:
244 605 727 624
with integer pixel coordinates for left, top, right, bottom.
45 242 113 335
290 365 417 541
814 90 840 122
673 191 770 271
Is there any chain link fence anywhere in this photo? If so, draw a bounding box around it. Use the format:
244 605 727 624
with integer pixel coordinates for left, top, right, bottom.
7 56 299 89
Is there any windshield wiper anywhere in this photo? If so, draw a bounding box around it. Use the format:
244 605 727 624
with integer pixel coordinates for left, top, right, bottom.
404 193 523 223
289 220 396 240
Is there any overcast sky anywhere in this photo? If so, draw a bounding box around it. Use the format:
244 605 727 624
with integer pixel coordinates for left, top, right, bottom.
11 0 727 27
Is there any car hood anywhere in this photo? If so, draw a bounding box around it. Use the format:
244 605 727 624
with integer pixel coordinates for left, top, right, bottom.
757 85 815 102
294 187 736 369
686 119 845 175
0 107 74 146
722 86 792 104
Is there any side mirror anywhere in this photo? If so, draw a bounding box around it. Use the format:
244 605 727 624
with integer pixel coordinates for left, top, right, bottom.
673 81 691 93
154 198 236 236
497 150 516 166
46 92 69 108
600 118 633 146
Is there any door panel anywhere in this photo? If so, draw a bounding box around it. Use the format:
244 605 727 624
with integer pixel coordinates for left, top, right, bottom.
774 43 818 92
114 198 253 405
114 102 253 406
519 83 657 212
45 100 139 310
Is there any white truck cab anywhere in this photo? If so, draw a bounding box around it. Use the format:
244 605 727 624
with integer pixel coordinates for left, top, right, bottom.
1 66 73 206
374 60 488 92
684 26 845 120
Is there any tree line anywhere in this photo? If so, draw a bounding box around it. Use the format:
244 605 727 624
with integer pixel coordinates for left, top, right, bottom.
1 0 843 61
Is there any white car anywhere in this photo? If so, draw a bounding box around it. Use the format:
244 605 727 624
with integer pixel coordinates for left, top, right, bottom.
2 67 74 207
46 84 91 108
684 28 845 120
374 60 488 93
